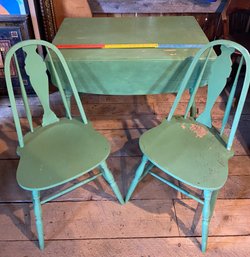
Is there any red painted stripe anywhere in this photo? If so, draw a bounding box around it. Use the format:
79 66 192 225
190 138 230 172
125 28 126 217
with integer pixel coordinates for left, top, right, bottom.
56 44 105 49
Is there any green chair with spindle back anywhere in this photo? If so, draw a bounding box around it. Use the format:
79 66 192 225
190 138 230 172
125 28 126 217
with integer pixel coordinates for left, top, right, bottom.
4 40 124 250
125 40 250 252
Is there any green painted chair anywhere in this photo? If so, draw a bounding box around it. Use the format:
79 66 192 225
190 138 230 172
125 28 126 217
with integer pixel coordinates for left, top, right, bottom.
4 40 124 250
125 40 250 252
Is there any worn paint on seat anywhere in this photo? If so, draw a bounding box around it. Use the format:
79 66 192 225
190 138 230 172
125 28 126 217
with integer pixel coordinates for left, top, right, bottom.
140 116 234 190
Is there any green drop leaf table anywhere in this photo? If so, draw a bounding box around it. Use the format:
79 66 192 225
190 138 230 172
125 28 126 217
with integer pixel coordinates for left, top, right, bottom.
52 16 215 96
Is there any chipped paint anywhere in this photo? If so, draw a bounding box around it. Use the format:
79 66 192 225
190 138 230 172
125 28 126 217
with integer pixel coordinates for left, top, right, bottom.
190 124 208 138
181 123 186 129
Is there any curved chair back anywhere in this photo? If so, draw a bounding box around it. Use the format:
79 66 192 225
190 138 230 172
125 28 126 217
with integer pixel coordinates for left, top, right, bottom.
4 40 88 148
167 39 250 150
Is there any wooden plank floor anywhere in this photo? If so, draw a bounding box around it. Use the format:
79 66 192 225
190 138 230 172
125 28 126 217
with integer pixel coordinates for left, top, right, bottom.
0 87 250 257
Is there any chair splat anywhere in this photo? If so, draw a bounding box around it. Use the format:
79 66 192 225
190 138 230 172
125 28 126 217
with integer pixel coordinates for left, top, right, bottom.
196 45 235 127
23 45 59 127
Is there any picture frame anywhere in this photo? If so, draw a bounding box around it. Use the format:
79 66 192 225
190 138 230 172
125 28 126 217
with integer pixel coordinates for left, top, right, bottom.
38 0 92 42
39 0 57 42
0 15 33 94
0 0 29 15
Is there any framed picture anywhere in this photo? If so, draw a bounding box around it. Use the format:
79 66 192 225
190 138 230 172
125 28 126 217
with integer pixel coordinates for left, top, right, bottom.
0 0 29 15
0 15 33 94
38 0 92 42
38 0 57 42
0 25 33 94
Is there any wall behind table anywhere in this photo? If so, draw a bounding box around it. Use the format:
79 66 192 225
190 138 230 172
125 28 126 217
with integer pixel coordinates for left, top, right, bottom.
88 0 227 41
39 0 92 42
39 0 227 42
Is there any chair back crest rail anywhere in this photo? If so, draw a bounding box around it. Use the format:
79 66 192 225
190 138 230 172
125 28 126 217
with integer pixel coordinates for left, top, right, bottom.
167 40 250 150
4 40 88 148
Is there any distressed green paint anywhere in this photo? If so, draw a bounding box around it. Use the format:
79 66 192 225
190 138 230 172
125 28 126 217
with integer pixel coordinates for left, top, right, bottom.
52 17 215 95
209 190 219 222
16 119 110 190
23 45 59 126
4 40 124 250
202 190 212 252
196 45 235 127
126 40 250 252
140 116 234 190
32 191 44 250
220 56 244 136
99 161 124 205
125 155 148 202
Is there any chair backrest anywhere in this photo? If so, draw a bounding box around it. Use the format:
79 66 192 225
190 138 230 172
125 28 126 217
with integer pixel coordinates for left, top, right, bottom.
167 39 250 150
4 39 88 148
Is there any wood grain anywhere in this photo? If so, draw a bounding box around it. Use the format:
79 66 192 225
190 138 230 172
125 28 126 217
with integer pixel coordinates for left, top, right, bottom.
0 200 179 241
180 174 250 200
1 236 250 257
174 199 250 236
1 84 250 254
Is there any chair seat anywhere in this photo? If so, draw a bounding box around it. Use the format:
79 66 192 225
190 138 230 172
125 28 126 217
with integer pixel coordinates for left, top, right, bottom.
140 116 234 190
16 118 110 190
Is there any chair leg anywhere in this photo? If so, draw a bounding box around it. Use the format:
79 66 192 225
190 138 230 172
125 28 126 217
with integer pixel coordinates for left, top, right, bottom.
100 161 125 205
201 190 212 252
125 155 148 203
209 190 219 222
32 190 44 250
140 161 154 181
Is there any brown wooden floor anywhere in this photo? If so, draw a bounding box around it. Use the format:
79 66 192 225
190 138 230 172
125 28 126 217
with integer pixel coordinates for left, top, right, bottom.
0 87 250 257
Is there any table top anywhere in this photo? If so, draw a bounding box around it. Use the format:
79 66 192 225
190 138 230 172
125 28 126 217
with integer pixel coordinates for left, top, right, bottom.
53 17 212 95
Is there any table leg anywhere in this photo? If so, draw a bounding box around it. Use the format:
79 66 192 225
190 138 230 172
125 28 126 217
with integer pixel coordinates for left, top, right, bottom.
65 89 72 115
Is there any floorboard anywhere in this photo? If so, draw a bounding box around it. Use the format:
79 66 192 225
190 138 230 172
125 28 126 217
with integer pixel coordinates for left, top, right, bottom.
1 236 250 257
0 89 249 256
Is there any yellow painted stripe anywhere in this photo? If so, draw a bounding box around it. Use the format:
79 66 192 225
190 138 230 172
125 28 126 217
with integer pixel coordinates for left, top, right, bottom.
104 43 158 49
